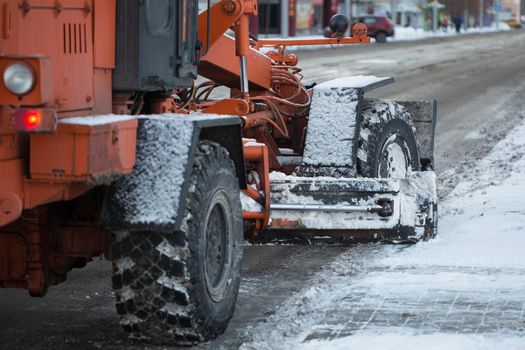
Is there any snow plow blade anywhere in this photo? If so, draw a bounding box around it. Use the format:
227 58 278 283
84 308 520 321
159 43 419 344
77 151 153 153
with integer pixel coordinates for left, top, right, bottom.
265 172 437 243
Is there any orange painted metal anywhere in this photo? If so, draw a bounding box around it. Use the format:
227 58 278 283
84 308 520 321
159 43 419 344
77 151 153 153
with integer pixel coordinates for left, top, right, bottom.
201 98 251 116
0 0 126 226
241 110 276 129
254 22 370 49
0 109 28 159
23 181 92 210
0 158 24 226
2 2 12 39
244 185 262 201
254 35 370 49
267 218 300 229
1 0 97 113
198 0 243 54
30 118 137 184
242 140 270 231
0 0 115 116
0 189 22 227
199 34 272 91
266 51 299 66
92 68 113 114
235 14 250 57
93 0 115 69
198 0 271 91
0 208 112 296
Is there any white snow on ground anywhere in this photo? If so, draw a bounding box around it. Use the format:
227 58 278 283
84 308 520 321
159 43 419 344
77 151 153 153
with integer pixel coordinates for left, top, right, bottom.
391 22 511 42
297 333 525 350
240 120 525 349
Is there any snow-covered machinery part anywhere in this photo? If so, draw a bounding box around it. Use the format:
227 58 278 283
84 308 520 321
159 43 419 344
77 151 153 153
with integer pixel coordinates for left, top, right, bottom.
267 171 437 242
242 76 438 242
101 114 246 233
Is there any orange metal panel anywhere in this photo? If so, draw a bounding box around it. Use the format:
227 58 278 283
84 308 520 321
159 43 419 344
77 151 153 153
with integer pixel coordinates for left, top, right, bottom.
254 36 370 48
93 0 115 69
197 0 243 54
199 34 271 91
0 158 24 226
0 107 28 161
254 23 370 48
92 68 112 114
1 0 95 112
0 133 27 160
0 106 10 133
23 181 91 209
201 98 250 115
30 119 137 184
242 140 270 231
2 2 12 40
0 158 24 196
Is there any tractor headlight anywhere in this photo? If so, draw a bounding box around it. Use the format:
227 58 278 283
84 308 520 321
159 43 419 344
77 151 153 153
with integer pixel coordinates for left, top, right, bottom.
3 63 35 95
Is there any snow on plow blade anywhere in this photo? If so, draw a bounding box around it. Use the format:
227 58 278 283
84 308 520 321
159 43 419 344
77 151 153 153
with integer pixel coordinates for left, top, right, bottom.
267 171 437 242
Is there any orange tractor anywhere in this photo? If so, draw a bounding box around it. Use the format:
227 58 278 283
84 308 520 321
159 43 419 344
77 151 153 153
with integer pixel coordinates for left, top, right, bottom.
0 0 437 345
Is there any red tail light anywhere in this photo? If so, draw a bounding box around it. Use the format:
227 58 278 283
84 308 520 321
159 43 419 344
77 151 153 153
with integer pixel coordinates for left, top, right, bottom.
25 111 41 127
11 108 57 133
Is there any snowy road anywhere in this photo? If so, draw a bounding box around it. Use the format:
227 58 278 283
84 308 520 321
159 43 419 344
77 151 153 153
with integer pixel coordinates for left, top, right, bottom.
1 30 525 349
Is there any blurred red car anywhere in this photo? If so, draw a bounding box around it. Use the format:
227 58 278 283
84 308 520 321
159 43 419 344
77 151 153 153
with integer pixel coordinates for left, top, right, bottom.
325 15 395 43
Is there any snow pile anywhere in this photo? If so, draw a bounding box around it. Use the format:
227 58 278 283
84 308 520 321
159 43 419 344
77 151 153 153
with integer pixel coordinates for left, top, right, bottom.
240 121 525 349
298 333 525 350
391 22 511 42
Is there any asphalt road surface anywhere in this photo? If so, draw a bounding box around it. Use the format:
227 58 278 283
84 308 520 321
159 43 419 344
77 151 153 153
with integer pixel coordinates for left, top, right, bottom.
1 30 524 350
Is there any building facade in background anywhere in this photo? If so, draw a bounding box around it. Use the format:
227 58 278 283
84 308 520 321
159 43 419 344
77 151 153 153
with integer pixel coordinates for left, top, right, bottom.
500 0 521 22
253 0 341 36
221 0 524 37
373 0 424 28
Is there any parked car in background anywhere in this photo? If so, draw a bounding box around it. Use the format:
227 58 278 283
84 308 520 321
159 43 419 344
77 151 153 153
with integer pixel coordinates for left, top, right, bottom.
324 15 395 43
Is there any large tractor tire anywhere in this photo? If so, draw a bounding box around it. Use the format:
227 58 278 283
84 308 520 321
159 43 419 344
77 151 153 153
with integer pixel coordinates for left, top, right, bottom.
111 142 243 345
357 99 420 178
